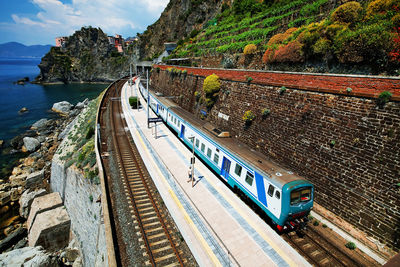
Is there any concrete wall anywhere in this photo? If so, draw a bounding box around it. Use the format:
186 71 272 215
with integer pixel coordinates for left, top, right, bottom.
51 156 107 266
150 67 400 252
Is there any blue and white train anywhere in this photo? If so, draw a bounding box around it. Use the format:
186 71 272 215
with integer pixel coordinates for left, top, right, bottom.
137 79 314 231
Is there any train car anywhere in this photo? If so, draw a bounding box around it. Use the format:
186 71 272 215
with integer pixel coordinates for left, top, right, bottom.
138 81 314 231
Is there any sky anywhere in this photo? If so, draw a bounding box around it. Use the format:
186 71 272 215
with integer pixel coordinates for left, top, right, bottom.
0 0 169 46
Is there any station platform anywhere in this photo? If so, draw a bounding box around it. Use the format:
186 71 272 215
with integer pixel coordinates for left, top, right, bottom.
120 79 311 267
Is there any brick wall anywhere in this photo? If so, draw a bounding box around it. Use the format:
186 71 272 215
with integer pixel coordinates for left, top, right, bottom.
150 67 400 252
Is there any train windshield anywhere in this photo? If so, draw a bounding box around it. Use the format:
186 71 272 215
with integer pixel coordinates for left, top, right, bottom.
290 187 311 205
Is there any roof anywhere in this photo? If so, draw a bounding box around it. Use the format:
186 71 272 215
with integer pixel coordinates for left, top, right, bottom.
152 90 307 187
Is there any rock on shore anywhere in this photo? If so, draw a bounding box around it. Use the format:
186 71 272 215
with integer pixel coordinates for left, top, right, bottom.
52 101 73 115
22 137 40 152
0 246 58 266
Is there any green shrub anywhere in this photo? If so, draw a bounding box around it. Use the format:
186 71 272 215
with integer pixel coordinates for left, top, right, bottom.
331 2 363 24
65 159 75 169
262 48 275 64
345 241 357 250
246 76 254 83
334 23 393 64
392 14 400 28
279 86 287 95
273 41 304 63
261 108 270 117
242 110 256 123
129 96 138 109
300 0 329 17
233 0 262 16
366 0 397 19
243 44 257 55
313 220 320 226
85 126 95 139
313 37 332 55
203 74 220 108
203 74 220 96
89 195 93 202
377 91 393 107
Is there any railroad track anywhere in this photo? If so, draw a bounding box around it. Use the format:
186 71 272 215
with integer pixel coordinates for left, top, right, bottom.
284 226 362 267
100 77 186 266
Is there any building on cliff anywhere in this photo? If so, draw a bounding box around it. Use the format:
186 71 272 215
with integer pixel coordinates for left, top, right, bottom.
55 37 67 48
108 34 124 53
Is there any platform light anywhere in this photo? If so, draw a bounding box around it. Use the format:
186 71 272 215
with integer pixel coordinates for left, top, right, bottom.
188 136 195 188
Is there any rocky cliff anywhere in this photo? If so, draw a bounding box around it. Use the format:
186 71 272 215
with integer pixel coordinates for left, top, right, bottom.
137 0 225 60
35 27 129 83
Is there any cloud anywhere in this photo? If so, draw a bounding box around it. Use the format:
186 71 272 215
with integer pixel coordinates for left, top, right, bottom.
3 0 168 44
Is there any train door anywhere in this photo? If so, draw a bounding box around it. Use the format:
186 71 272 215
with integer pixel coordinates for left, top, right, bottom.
180 124 185 139
255 172 267 207
221 157 231 180
156 103 159 114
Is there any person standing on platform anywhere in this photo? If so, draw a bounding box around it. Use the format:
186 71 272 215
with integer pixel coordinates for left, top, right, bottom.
187 166 195 183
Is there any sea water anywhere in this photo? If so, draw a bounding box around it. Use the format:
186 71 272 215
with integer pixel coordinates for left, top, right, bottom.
0 57 107 177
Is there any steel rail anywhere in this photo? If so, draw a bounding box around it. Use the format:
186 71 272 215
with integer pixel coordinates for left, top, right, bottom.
108 78 184 266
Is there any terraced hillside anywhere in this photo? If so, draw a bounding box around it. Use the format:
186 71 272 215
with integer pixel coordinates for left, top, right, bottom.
165 0 400 75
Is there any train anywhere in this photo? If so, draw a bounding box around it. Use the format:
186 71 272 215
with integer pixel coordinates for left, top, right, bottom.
136 78 314 231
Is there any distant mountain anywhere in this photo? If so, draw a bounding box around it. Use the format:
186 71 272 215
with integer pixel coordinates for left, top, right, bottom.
0 42 52 58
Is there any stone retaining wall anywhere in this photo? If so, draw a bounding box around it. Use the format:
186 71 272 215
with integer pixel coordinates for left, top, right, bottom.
51 157 107 266
150 66 400 252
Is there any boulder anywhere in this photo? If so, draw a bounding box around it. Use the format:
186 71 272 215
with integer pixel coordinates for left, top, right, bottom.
0 182 10 191
52 101 72 114
23 137 40 152
14 237 28 250
31 119 49 130
37 135 46 143
25 169 45 189
69 109 81 117
72 256 83 267
75 98 88 109
0 191 11 206
0 246 57 266
60 248 80 264
0 227 27 253
28 206 70 251
19 189 47 218
0 140 3 147
10 187 22 201
27 192 63 230
9 174 27 187
19 107 28 113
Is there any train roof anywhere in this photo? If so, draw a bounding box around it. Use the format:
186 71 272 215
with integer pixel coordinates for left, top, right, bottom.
152 91 307 187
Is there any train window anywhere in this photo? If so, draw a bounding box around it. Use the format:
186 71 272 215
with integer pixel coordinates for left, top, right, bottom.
245 172 254 186
268 185 275 197
195 139 199 148
178 121 181 127
201 143 205 153
234 164 242 177
207 148 212 158
275 191 281 199
213 154 219 164
290 187 311 205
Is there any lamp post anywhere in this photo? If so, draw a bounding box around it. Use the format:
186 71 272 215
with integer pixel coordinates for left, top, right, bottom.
146 68 149 128
188 136 195 187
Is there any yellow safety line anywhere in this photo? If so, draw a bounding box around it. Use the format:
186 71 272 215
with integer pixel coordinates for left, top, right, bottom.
121 84 222 267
